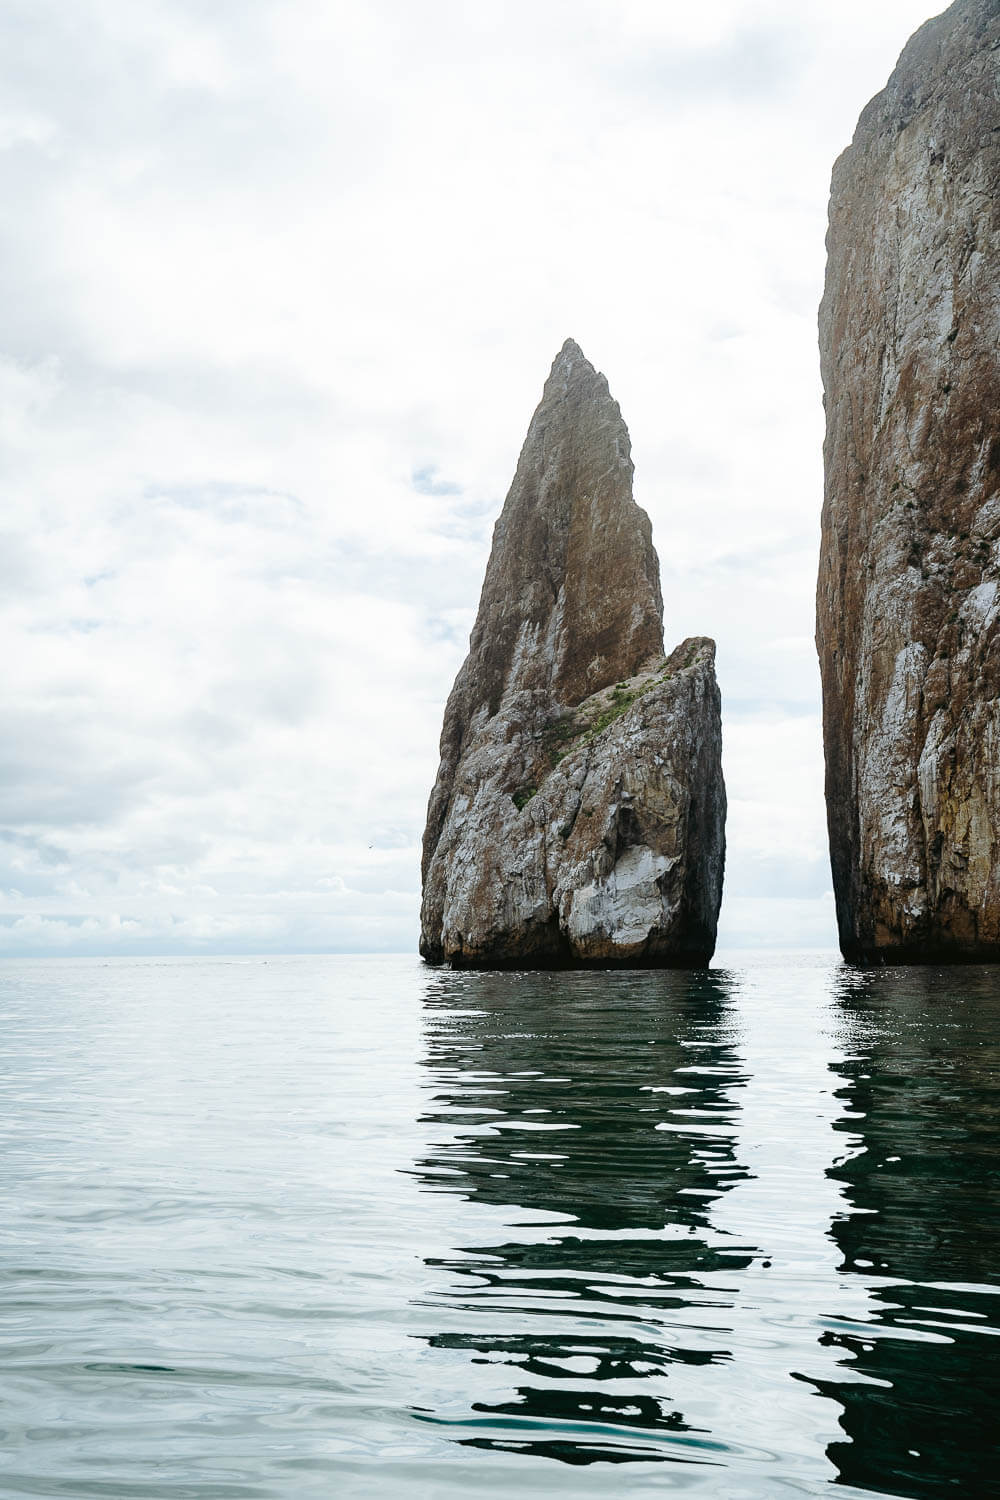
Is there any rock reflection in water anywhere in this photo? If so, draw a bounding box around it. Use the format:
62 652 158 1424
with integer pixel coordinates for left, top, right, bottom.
818 967 1000 1498
412 968 754 1466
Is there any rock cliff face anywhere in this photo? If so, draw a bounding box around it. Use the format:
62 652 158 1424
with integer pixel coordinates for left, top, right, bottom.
421 340 725 968
817 0 1000 962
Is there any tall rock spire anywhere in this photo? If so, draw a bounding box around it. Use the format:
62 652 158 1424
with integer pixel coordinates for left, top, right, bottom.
420 342 725 968
467 338 664 715
817 0 1000 961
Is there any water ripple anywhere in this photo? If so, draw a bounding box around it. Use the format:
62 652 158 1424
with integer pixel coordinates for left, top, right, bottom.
0 954 997 1496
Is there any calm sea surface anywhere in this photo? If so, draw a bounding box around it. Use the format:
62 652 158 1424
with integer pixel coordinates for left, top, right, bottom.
1 953 998 1498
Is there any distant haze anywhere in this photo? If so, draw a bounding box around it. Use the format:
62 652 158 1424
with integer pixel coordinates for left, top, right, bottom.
0 0 941 956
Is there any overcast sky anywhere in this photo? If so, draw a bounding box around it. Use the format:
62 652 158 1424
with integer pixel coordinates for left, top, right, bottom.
0 0 942 957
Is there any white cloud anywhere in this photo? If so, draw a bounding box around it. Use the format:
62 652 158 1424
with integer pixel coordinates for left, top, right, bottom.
0 0 943 954
716 895 840 956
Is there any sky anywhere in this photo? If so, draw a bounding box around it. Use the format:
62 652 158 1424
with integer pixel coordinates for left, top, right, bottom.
0 0 944 958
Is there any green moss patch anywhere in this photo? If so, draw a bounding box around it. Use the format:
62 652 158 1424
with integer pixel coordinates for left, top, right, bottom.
584 679 656 739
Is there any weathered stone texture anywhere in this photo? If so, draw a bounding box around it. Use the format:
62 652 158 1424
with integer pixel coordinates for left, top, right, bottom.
817 0 1000 961
421 340 725 968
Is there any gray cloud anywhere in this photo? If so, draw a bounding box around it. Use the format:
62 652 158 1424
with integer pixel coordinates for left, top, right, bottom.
607 24 809 105
0 0 939 954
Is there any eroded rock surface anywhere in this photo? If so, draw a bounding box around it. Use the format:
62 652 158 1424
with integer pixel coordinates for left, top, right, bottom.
817 0 1000 962
421 340 725 968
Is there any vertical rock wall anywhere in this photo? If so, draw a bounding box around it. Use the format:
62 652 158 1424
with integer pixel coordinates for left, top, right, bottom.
818 0 1000 961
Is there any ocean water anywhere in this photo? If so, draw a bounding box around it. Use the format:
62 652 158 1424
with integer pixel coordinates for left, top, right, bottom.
1 954 998 1499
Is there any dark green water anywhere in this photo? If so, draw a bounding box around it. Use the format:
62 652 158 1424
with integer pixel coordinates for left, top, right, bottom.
0 954 997 1497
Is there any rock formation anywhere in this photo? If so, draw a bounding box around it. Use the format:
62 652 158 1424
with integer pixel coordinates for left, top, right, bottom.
817 0 1000 962
420 339 725 968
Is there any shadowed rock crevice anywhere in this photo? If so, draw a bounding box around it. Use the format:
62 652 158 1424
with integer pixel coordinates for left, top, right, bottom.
817 0 1000 963
421 341 725 969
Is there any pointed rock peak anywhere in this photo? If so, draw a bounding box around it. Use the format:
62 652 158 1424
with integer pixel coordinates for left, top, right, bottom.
463 345 663 714
543 338 607 403
553 335 588 367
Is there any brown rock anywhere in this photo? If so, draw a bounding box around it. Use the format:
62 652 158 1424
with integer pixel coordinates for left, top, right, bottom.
817 0 1000 962
420 340 726 968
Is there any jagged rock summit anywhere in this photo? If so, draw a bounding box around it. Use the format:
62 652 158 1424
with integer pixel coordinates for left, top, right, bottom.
817 0 1000 962
420 339 726 968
